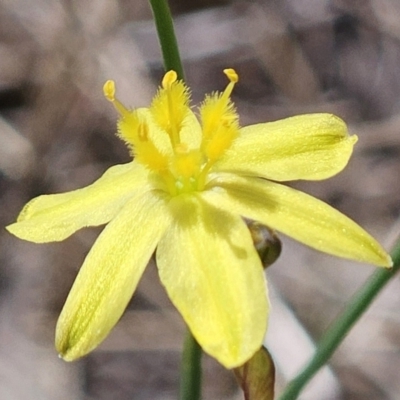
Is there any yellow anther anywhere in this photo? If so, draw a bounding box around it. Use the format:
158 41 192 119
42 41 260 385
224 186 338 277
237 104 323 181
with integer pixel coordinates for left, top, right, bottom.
103 80 116 102
223 69 239 83
102 80 130 118
220 69 238 101
138 122 149 141
162 70 178 89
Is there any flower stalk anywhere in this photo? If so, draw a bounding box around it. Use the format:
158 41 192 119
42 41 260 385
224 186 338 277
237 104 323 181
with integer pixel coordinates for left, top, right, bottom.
148 0 184 80
148 1 201 398
179 329 202 400
279 241 400 400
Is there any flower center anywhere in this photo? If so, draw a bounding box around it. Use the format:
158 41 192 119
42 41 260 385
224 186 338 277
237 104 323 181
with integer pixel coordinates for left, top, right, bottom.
103 69 239 196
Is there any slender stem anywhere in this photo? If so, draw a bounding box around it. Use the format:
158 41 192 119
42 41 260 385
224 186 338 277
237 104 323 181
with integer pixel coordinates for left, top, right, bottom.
147 2 201 399
148 0 184 79
279 242 400 400
179 329 202 400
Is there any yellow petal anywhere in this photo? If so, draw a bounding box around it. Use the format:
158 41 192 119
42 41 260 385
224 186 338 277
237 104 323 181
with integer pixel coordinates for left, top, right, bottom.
179 109 202 150
157 194 268 368
216 114 357 181
6 162 148 243
56 189 171 361
204 174 392 267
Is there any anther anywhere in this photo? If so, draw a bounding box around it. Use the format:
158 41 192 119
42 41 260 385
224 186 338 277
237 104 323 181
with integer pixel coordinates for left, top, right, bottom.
138 122 149 141
219 68 239 102
102 80 130 117
103 80 116 102
223 69 239 83
162 70 178 89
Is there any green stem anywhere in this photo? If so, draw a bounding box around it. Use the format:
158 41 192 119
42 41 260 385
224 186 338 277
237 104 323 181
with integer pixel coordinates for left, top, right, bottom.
279 242 400 400
179 329 202 400
148 0 184 79
147 2 201 398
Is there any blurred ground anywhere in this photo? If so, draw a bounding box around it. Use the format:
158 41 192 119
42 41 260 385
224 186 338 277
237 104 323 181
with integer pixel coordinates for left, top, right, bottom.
0 0 400 399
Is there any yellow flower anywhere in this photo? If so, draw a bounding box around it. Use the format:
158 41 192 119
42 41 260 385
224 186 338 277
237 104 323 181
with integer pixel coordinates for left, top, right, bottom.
6 69 392 369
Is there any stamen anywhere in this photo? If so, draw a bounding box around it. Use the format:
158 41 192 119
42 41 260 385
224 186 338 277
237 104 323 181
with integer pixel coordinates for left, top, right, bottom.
200 68 240 145
103 80 130 118
221 68 238 100
162 70 180 147
138 121 149 141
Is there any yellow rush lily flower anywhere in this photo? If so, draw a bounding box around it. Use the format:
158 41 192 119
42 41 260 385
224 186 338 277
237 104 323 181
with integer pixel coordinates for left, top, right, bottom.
6 69 392 369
